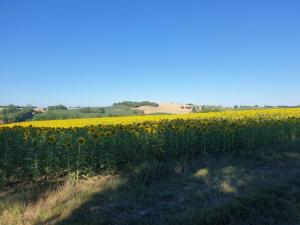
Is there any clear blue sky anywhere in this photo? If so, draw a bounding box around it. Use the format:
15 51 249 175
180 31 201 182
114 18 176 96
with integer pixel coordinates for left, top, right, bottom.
0 0 299 107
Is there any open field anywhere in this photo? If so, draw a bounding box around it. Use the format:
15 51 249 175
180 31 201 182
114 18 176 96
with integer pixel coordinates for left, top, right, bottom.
137 103 192 114
1 141 300 225
32 105 144 121
1 108 300 224
2 0 299 224
1 108 300 184
2 108 300 128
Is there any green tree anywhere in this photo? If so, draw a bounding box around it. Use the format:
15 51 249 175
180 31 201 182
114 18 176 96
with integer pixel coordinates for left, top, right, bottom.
113 101 159 108
48 105 68 111
2 106 34 123
1 105 19 114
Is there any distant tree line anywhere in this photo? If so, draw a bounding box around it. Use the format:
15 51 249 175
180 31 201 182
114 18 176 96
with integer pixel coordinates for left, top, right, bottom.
0 105 35 124
47 105 68 111
113 101 159 108
202 105 223 112
1 102 299 124
264 105 300 108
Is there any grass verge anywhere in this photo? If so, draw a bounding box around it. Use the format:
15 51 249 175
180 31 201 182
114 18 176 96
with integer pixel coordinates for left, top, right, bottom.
1 141 300 225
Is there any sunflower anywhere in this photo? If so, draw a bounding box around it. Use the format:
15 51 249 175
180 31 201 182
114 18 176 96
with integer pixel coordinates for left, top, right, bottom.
78 137 86 145
47 136 56 144
65 142 72 148
105 131 112 137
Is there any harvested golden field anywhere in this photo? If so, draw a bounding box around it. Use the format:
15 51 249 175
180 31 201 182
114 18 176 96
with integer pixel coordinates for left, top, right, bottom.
137 103 192 114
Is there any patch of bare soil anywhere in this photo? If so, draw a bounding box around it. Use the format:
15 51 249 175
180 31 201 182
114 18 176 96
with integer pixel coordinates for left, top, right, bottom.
138 103 192 114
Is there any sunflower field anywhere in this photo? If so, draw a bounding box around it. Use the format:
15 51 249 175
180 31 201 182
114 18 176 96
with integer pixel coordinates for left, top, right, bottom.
1 108 300 186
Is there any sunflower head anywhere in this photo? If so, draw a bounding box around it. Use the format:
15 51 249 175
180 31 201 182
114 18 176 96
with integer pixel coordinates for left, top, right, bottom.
105 131 112 137
65 142 72 148
78 137 86 145
47 136 56 144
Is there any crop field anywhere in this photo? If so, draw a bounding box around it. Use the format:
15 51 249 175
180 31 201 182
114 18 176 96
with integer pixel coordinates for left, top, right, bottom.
1 108 300 224
2 108 300 128
1 108 300 187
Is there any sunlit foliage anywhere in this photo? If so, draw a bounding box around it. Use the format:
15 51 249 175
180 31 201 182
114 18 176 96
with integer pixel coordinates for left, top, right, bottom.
1 108 300 186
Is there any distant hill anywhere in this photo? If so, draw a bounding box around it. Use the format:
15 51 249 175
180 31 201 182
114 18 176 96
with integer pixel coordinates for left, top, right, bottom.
113 101 159 108
32 105 144 121
2 102 299 124
138 103 193 115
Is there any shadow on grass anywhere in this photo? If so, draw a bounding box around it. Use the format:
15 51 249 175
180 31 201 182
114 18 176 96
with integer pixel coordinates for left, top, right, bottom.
0 179 65 206
48 141 300 225
2 141 300 225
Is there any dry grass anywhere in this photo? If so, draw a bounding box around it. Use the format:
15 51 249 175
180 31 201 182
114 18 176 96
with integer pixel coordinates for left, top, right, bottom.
1 141 300 225
0 175 123 225
137 103 192 114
